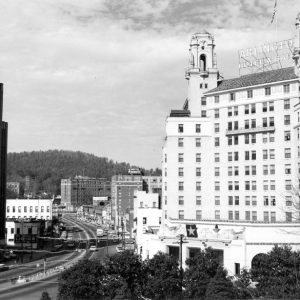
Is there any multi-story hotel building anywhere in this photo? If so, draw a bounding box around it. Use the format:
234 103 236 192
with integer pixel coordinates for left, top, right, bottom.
138 14 300 275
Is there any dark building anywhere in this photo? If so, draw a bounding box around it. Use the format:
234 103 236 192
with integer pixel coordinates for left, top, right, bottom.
0 84 8 243
61 176 111 208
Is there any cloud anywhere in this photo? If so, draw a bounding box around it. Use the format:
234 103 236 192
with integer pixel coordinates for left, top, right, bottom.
0 0 299 168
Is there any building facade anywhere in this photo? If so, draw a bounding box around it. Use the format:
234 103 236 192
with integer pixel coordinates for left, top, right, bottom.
111 175 143 232
142 176 162 200
61 176 111 209
0 84 7 243
139 14 300 275
24 176 37 198
6 199 53 220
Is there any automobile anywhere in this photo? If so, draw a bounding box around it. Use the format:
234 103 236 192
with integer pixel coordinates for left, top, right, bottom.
116 246 124 253
66 242 75 248
17 276 29 283
89 246 97 251
0 264 9 272
125 238 135 245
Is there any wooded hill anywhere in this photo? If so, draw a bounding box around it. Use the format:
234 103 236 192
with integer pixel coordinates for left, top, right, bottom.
7 150 161 196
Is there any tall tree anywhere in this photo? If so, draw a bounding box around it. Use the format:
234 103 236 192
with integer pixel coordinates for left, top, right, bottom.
104 250 146 300
57 259 108 300
205 267 237 300
184 247 221 299
144 252 182 300
251 245 300 299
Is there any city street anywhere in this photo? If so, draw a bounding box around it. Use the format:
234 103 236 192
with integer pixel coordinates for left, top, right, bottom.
0 215 118 300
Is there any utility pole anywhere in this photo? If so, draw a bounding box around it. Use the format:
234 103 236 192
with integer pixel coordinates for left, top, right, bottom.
121 217 125 250
174 234 188 292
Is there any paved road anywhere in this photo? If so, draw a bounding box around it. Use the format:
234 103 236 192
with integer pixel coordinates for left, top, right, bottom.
0 215 117 300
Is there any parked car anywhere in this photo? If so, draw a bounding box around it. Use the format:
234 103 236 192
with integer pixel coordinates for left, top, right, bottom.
89 246 97 251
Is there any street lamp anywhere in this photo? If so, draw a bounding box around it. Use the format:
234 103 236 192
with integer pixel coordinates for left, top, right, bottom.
213 224 220 239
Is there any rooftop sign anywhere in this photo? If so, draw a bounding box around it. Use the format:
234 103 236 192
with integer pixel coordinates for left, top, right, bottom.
238 39 294 76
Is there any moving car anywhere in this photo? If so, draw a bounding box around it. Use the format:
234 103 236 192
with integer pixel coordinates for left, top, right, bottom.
89 246 97 251
17 276 29 283
0 264 9 272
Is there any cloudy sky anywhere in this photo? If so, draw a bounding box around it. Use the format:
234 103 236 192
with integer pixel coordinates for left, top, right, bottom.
0 0 299 169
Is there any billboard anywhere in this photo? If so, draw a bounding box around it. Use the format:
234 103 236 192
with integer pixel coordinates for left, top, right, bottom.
238 39 294 76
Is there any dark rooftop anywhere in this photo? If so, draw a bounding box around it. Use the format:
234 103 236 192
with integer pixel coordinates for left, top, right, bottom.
170 110 191 117
206 67 298 94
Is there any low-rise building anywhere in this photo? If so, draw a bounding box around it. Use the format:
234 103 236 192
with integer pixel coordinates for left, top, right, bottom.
134 191 162 257
6 199 52 220
6 219 45 249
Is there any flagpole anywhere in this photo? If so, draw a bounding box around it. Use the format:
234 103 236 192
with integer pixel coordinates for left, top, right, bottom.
275 1 278 40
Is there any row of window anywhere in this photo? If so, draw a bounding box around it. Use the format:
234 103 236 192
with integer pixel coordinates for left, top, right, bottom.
177 132 289 149
6 216 50 221
177 210 294 222
222 99 290 118
172 195 293 207
6 206 50 213
167 163 291 179
215 115 290 133
212 180 292 191
212 85 291 105
178 123 201 133
168 179 292 192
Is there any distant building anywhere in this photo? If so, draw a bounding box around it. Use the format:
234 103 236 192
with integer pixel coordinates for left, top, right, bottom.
142 176 162 206
6 199 52 220
61 176 111 209
7 182 20 196
6 219 45 249
134 191 161 232
128 167 142 175
24 176 37 198
111 175 143 233
0 84 8 243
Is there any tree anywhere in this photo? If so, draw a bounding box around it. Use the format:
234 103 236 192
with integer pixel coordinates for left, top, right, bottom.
234 268 256 299
205 267 237 300
144 252 181 300
40 291 51 300
57 259 108 300
104 250 146 300
184 247 221 299
6 188 18 199
251 245 300 299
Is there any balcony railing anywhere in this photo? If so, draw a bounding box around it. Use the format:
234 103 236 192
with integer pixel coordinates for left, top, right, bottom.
226 126 275 136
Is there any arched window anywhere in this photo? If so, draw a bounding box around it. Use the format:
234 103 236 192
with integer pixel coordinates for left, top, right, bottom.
200 54 206 71
190 53 195 67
